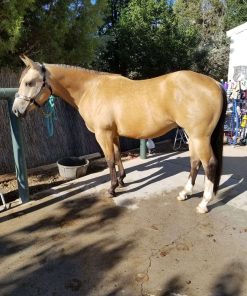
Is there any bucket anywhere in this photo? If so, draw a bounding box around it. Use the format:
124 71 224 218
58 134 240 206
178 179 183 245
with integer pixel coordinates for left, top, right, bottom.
57 157 89 179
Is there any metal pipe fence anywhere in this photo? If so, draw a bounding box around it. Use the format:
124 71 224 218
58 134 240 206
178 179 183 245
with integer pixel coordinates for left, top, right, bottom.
0 88 29 204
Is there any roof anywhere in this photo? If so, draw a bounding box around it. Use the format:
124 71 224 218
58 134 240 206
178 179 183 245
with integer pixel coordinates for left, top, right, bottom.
227 22 247 37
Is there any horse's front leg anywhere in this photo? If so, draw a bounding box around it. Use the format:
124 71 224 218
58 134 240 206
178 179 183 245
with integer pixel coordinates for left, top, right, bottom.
95 130 118 197
106 160 119 197
113 136 126 187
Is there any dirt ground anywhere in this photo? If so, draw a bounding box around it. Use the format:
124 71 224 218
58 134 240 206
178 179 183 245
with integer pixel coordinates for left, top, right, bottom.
0 142 247 296
0 157 107 203
0 151 145 204
0 143 246 296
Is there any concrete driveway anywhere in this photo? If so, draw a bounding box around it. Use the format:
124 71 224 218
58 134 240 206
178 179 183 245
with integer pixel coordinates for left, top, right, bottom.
0 145 246 296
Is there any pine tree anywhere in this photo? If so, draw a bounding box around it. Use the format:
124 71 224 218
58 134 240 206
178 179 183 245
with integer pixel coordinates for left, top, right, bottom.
0 0 108 67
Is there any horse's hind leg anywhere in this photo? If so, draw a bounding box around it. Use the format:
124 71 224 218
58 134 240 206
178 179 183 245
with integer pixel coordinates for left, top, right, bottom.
113 137 126 187
177 138 202 201
197 156 217 214
177 158 201 201
95 130 118 197
190 137 217 213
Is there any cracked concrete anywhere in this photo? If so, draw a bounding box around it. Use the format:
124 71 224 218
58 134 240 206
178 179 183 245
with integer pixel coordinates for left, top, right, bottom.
139 251 155 296
0 145 246 296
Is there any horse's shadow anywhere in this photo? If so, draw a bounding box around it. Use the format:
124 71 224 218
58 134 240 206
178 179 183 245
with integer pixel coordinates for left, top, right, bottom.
122 152 246 209
208 154 247 211
0 151 246 221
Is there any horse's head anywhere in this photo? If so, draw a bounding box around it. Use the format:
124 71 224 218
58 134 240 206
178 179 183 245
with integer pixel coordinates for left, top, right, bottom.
12 55 52 117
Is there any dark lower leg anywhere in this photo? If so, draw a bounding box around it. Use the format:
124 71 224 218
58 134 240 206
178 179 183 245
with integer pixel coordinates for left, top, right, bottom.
197 158 217 213
117 160 126 187
114 140 126 187
107 160 118 197
177 159 201 201
206 157 218 193
190 159 202 186
95 131 119 197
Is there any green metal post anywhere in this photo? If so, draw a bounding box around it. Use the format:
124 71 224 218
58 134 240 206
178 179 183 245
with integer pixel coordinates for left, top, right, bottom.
0 88 30 203
140 139 147 159
0 88 18 99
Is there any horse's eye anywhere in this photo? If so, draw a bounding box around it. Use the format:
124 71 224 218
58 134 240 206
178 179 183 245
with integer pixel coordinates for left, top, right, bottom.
25 81 33 87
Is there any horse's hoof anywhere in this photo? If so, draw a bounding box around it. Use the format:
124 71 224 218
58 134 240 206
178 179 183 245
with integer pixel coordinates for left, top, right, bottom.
108 190 116 198
196 205 208 214
177 191 187 201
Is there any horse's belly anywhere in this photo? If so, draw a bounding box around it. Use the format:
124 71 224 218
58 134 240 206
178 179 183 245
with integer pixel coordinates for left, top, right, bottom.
117 118 176 139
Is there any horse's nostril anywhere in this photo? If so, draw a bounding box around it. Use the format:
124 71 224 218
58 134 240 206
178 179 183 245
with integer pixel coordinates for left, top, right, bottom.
12 108 20 117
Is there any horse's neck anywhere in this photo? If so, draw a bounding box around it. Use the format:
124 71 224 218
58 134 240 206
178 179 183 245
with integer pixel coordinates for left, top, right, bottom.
46 64 94 108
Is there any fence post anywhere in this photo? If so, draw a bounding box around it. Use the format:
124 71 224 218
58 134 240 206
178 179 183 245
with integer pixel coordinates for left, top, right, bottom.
6 96 30 203
140 139 147 159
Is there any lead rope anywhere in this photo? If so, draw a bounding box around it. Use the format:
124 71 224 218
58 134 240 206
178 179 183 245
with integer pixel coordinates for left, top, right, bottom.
40 95 57 137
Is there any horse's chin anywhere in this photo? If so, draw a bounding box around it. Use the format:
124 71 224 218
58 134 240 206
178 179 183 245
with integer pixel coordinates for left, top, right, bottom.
12 106 29 118
21 110 28 118
17 110 27 118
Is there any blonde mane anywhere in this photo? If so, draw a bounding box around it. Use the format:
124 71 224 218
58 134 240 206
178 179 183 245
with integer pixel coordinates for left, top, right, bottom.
46 64 115 76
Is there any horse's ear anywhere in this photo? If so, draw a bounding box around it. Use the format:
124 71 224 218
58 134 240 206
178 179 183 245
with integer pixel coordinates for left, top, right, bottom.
19 54 38 69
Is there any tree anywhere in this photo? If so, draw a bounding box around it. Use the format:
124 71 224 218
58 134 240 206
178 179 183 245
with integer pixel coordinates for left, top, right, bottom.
96 0 199 78
173 0 247 79
94 0 130 72
173 0 230 79
224 0 247 30
0 0 108 67
0 0 35 65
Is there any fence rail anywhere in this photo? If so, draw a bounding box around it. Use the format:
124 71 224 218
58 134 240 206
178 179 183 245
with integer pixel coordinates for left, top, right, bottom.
0 88 29 203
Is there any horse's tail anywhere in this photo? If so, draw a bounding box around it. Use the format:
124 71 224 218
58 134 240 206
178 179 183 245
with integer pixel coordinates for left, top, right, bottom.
211 85 227 194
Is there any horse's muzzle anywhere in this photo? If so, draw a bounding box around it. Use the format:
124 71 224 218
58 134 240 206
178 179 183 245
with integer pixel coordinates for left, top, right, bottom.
12 93 28 117
12 107 22 117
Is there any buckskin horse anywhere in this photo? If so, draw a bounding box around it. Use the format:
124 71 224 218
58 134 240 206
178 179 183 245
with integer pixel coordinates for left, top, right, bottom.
13 55 227 213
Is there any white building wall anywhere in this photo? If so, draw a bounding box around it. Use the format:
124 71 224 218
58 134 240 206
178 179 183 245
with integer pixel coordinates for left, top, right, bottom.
227 22 247 81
